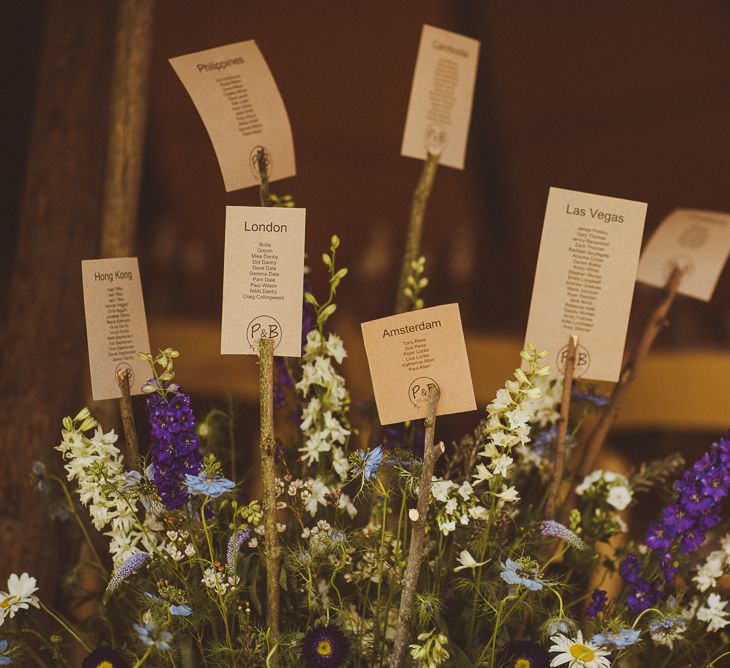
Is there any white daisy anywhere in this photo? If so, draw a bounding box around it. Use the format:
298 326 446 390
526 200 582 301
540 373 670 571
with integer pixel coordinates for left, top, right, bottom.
549 630 610 667
0 573 40 623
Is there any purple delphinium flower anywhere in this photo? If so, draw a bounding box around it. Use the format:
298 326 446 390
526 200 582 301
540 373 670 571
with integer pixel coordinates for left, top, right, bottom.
586 589 608 618
571 389 611 408
621 431 730 612
145 380 203 510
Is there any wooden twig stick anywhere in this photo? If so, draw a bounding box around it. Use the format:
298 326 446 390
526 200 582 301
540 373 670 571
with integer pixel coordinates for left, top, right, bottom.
258 336 281 659
390 386 444 668
257 148 272 208
576 266 684 479
394 152 439 314
116 368 139 468
545 335 578 519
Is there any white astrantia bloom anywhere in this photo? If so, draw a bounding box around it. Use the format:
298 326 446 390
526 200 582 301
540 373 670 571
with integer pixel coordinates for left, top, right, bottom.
0 573 40 624
697 593 730 633
549 630 611 667
606 485 632 511
453 550 488 572
576 469 633 511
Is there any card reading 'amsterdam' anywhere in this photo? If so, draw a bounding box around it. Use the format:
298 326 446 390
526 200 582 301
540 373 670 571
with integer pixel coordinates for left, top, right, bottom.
523 188 647 383
401 25 480 170
361 303 476 425
81 258 151 401
222 206 305 357
637 208 730 302
170 41 295 192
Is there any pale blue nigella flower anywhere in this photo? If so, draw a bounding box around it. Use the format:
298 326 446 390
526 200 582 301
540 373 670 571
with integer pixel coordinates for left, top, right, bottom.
134 622 173 651
354 445 383 481
500 558 545 591
0 639 11 666
591 628 641 649
169 604 193 616
185 472 235 498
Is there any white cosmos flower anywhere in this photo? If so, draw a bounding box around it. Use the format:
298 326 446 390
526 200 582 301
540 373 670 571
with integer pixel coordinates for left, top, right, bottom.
0 573 40 623
549 630 610 667
453 550 488 572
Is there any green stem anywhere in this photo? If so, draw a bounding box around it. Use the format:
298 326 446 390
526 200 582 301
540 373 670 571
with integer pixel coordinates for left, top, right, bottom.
201 499 233 651
39 601 91 652
132 647 153 667
706 650 730 667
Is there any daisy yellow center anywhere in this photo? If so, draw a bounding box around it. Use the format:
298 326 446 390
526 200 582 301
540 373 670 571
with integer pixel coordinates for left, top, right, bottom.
316 639 332 657
0 596 17 609
516 660 531 668
570 643 596 661
96 662 114 668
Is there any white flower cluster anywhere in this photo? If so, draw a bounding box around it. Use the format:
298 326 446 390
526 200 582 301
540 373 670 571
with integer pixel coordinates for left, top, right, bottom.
281 476 357 519
56 410 161 567
575 470 633 511
296 330 351 477
410 629 450 667
688 534 730 633
163 529 196 561
430 477 490 536
202 566 240 595
476 346 550 483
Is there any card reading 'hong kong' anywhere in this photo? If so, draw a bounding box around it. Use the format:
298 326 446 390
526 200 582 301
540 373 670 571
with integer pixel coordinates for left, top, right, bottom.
81 257 151 401
523 187 647 383
221 206 305 357
361 303 476 425
170 40 295 192
637 208 730 302
401 25 480 170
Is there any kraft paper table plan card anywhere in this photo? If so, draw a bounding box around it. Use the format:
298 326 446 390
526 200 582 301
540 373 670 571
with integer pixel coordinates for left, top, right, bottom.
221 206 305 357
81 257 151 401
523 187 647 383
170 40 295 192
401 25 480 170
636 208 730 302
361 303 476 425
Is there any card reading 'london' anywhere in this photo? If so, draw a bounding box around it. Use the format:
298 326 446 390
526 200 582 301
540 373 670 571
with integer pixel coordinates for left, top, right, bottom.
82 257 151 401
637 208 730 302
170 41 295 192
361 303 476 425
401 25 480 170
523 187 647 383
221 206 305 357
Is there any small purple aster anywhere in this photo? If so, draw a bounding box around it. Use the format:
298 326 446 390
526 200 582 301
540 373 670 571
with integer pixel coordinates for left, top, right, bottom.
302 624 349 667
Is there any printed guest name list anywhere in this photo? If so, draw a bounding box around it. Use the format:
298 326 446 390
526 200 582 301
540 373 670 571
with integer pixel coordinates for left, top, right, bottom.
221 206 305 357
81 257 151 401
523 187 647 382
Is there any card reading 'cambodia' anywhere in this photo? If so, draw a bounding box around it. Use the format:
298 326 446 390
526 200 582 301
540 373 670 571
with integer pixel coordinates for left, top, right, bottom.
361 303 476 425
523 187 647 383
81 257 151 401
637 208 730 302
401 25 480 170
170 41 295 192
221 206 305 357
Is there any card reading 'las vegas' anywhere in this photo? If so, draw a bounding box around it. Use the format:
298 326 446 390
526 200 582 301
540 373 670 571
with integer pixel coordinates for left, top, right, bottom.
361 303 476 425
523 187 647 382
170 40 295 192
221 206 305 357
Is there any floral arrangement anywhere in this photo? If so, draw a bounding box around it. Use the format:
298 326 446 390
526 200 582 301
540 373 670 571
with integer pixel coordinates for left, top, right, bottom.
1 237 729 668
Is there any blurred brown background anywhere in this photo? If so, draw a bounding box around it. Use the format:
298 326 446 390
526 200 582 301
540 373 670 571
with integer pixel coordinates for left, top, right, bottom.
1 1 729 583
